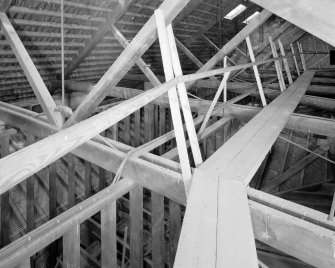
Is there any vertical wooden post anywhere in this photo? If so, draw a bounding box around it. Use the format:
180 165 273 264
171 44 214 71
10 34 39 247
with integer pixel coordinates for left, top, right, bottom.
152 193 165 268
290 43 301 76
99 167 105 191
246 36 267 106
155 9 192 195
269 37 286 92
26 134 35 233
169 201 181 267
123 116 131 145
101 201 117 268
49 163 58 267
68 155 76 208
63 224 81 268
130 185 143 268
158 107 166 155
278 39 293 84
0 130 11 247
84 161 92 198
134 110 141 147
297 42 307 71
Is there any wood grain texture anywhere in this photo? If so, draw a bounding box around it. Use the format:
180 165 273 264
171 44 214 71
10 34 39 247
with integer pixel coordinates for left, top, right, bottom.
250 0 335 48
0 13 62 127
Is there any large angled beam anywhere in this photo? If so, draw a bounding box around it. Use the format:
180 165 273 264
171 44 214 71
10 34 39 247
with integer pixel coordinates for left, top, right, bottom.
250 0 335 48
186 9 272 90
0 13 62 127
175 71 315 267
65 0 190 126
110 24 161 87
64 0 133 78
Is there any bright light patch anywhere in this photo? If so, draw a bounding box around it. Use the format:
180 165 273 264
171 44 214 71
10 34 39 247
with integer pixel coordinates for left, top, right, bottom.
223 4 246 20
243 11 260 24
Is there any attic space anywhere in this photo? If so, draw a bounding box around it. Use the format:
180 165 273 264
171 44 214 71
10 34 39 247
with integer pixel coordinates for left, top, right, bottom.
0 0 335 267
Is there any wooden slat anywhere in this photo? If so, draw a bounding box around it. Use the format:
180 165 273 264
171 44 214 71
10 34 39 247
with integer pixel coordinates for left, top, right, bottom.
101 202 117 268
65 0 190 125
298 42 307 71
269 36 286 92
0 13 62 127
63 224 81 268
166 23 203 167
246 36 267 106
278 39 293 84
151 193 165 268
130 185 143 268
291 43 301 76
155 9 192 194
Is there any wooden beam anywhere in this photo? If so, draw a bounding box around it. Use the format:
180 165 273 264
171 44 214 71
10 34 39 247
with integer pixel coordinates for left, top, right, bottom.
250 0 335 48
291 43 301 75
269 36 286 92
0 0 11 12
250 200 335 268
63 224 80 268
278 39 293 84
0 13 62 127
175 71 314 267
101 202 117 268
246 36 267 106
0 102 186 204
186 9 272 89
65 0 190 126
110 24 161 87
64 0 132 77
0 179 135 268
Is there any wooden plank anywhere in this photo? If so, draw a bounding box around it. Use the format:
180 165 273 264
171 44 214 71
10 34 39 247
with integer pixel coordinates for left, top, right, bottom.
0 13 62 127
201 71 315 185
291 43 301 76
155 9 192 194
101 202 117 268
64 0 132 77
269 36 286 92
169 200 181 267
250 200 335 268
175 71 314 267
166 23 203 167
130 185 143 268
250 0 335 48
67 155 76 208
63 224 81 268
26 134 35 233
151 192 165 268
84 161 92 198
298 42 307 71
65 0 190 125
0 133 10 247
278 39 293 84
110 25 161 87
246 36 267 106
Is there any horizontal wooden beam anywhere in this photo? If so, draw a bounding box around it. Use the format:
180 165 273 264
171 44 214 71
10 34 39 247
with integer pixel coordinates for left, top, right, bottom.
250 200 335 268
0 178 135 268
0 101 186 204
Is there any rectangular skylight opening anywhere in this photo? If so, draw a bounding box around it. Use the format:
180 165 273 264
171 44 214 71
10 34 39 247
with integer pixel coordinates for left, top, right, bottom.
223 4 246 20
243 11 260 24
